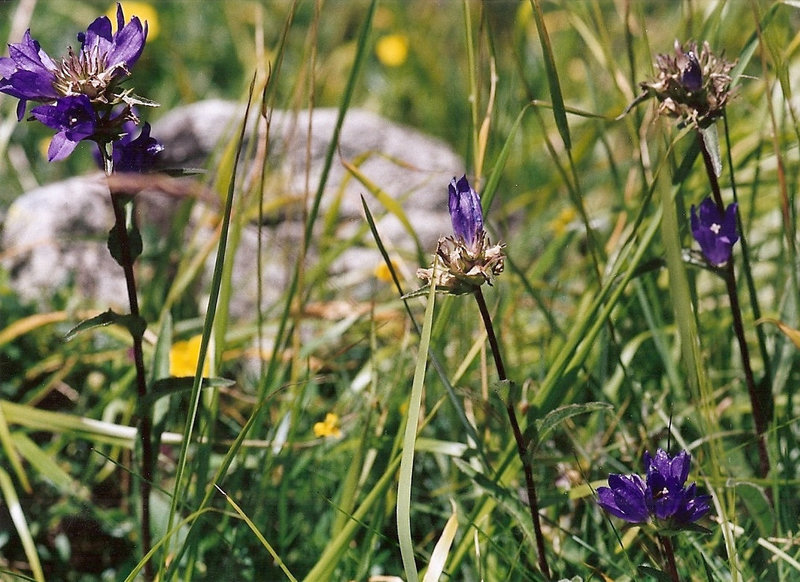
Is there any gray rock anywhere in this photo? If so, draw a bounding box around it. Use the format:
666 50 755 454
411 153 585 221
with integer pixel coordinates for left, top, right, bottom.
1 101 462 316
156 101 460 247
1 175 126 306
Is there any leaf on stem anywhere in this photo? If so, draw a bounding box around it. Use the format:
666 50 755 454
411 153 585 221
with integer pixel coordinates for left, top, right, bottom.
107 220 143 266
64 309 146 341
146 377 235 407
528 402 613 452
700 123 722 178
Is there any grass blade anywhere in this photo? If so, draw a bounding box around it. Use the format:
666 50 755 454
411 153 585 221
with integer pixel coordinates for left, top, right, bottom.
421 501 459 582
215 485 297 582
397 267 438 582
162 74 257 569
0 467 44 582
528 0 571 150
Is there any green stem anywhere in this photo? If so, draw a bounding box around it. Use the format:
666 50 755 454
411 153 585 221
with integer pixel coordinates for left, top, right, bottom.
101 145 154 580
473 287 550 579
697 131 770 479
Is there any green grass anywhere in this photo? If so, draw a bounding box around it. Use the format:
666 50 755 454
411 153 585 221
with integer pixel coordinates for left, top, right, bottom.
1 0 800 580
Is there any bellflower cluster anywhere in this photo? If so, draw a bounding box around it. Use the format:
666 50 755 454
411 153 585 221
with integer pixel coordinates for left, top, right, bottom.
0 3 161 167
640 40 735 128
111 120 164 173
597 449 712 529
691 197 739 267
417 175 505 295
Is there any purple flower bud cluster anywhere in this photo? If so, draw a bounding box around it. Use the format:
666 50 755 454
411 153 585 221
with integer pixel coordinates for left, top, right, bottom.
597 448 711 528
690 198 739 267
0 3 162 170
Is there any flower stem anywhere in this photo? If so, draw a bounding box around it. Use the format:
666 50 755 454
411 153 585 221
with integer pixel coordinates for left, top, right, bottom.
659 534 681 582
102 147 154 580
697 131 771 480
473 287 550 579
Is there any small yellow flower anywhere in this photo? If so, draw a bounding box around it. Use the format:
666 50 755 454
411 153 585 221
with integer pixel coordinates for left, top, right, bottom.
313 413 342 439
549 207 577 236
169 335 210 377
107 2 160 40
374 259 399 283
376 34 409 67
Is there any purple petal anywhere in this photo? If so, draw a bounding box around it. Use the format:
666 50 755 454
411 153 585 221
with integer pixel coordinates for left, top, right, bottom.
671 484 712 525
6 30 57 73
648 449 690 484
0 56 16 78
649 481 684 521
0 30 59 116
599 474 649 523
682 51 703 92
643 450 654 473
2 69 59 100
115 3 125 32
721 203 739 243
697 197 721 226
448 175 483 250
670 450 691 484
82 15 114 55
693 225 726 265
47 131 80 162
15 100 27 121
107 15 147 70
597 484 648 523
597 486 628 519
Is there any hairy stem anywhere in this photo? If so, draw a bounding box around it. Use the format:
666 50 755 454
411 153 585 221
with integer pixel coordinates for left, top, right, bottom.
474 287 550 579
697 131 770 479
102 147 154 580
659 534 680 582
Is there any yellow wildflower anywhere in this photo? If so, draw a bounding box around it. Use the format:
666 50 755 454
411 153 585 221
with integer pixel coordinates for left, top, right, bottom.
549 207 577 236
376 34 409 67
169 335 210 377
313 413 342 439
374 259 399 283
107 2 160 40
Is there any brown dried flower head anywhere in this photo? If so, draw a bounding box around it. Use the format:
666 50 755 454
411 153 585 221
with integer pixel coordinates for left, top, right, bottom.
640 40 736 127
416 231 505 295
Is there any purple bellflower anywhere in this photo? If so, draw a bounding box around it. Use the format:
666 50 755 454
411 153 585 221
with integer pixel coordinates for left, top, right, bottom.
0 4 147 114
0 4 156 162
31 94 96 161
690 197 739 267
597 448 712 529
417 175 505 294
112 121 163 172
449 175 484 252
